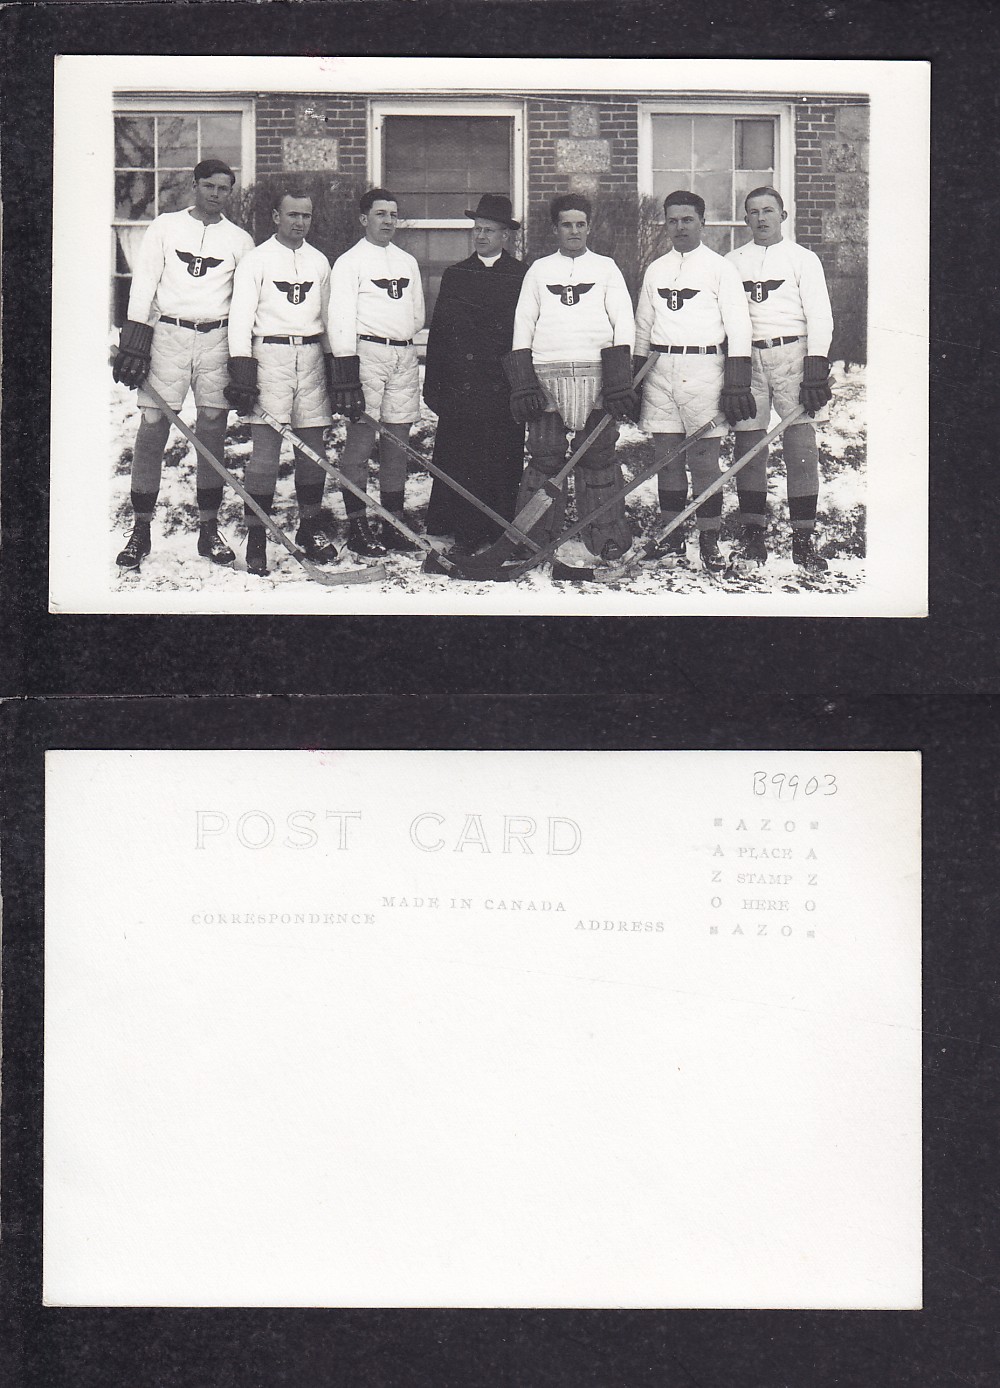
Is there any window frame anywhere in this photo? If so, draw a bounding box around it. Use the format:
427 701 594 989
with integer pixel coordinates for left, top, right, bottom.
369 98 526 229
111 96 255 320
637 100 795 247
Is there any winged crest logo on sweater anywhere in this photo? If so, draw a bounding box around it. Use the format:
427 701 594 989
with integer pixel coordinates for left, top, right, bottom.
657 287 699 312
372 277 410 300
743 279 785 303
176 251 223 278
547 283 595 307
273 281 314 305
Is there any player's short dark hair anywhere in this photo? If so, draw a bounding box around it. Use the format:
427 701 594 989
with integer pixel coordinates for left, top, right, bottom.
744 185 785 212
550 193 592 225
271 187 314 213
193 159 236 185
663 190 705 220
361 187 397 215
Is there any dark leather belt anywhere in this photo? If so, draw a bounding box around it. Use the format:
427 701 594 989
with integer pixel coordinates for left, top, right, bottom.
261 334 323 345
753 335 800 348
359 334 413 347
159 315 228 333
652 344 720 355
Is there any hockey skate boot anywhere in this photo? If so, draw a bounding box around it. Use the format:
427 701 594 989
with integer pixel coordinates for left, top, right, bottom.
245 528 269 577
380 515 420 553
346 516 388 558
699 529 726 575
295 515 340 563
643 526 688 566
116 520 151 570
792 531 829 573
197 521 235 566
736 523 767 567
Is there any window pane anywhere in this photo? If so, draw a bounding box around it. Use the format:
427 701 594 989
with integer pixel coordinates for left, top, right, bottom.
653 170 693 203
650 115 691 171
701 225 733 255
115 115 154 168
736 119 774 170
691 115 732 172
158 168 192 214
157 114 198 168
394 226 471 323
732 224 754 250
199 113 242 169
698 171 732 224
384 116 510 221
115 171 155 220
733 169 776 221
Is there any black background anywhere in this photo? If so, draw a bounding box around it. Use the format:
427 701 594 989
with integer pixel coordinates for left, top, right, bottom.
2 3 998 1385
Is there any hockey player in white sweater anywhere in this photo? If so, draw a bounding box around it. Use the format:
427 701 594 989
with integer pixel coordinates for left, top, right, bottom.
633 190 756 574
225 190 337 576
504 194 637 565
111 159 254 571
726 186 835 572
326 188 426 557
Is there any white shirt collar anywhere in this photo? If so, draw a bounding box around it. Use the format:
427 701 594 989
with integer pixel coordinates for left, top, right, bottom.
477 251 502 267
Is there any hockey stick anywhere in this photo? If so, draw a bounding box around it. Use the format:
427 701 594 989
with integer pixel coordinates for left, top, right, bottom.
254 407 460 573
358 411 540 554
633 405 808 568
454 413 725 582
111 364 386 586
454 352 659 575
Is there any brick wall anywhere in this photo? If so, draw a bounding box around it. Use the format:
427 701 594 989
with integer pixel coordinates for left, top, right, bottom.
795 99 869 362
525 96 639 262
255 93 368 181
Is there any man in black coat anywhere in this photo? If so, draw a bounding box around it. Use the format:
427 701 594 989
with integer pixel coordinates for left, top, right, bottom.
423 194 528 551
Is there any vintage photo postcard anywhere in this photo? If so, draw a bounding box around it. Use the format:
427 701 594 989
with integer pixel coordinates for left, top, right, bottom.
49 55 927 617
45 748 921 1309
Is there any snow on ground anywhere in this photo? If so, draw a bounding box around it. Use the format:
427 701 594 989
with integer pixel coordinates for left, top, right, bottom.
109 362 866 598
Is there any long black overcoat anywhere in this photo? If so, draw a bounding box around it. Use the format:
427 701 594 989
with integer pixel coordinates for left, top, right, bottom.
423 250 528 546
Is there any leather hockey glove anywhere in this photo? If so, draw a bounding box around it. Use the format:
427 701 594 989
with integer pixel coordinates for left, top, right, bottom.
224 355 259 413
112 320 154 388
327 355 366 423
800 356 832 415
223 357 259 415
600 344 639 423
721 356 757 426
502 349 549 424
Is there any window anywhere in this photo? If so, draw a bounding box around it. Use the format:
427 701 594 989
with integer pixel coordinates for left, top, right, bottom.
372 101 524 330
112 98 254 325
639 104 792 255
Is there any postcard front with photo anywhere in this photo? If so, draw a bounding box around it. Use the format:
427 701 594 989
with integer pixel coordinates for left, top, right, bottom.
50 56 928 616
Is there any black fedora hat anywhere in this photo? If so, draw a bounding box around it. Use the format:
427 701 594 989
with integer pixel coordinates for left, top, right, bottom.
465 193 520 229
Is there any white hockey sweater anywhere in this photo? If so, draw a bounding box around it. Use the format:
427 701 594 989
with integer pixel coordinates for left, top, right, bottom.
327 239 425 356
228 237 332 356
126 209 254 324
634 243 752 357
512 249 635 364
725 238 834 356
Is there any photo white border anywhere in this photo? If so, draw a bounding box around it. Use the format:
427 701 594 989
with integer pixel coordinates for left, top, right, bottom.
50 56 929 617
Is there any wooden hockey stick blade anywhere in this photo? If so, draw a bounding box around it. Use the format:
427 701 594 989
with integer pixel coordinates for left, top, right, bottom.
255 407 460 573
455 412 724 582
359 412 540 554
113 362 384 586
456 352 659 574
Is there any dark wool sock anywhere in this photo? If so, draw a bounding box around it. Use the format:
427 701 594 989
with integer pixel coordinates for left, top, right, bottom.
788 494 819 528
130 490 158 522
695 491 723 522
737 490 768 523
343 489 368 518
197 487 224 522
658 488 687 517
381 489 406 514
295 481 325 521
244 491 274 528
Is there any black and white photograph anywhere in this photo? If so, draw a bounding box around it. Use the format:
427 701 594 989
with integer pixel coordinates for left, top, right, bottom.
50 56 928 616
